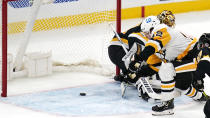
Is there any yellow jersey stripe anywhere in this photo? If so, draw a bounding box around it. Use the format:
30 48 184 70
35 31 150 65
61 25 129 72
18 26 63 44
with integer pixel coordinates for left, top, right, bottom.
161 84 175 89
147 54 162 65
177 38 197 60
111 38 128 45
175 63 197 72
136 32 149 42
149 65 159 72
203 55 210 58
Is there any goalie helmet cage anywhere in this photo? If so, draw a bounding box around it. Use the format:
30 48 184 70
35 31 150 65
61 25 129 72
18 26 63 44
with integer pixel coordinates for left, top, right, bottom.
1 0 121 97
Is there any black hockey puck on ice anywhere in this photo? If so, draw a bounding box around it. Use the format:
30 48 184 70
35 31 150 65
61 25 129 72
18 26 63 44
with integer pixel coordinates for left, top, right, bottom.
80 92 86 96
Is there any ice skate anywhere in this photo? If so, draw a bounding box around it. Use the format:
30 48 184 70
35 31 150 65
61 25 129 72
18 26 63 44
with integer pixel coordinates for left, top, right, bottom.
195 92 210 102
152 99 174 116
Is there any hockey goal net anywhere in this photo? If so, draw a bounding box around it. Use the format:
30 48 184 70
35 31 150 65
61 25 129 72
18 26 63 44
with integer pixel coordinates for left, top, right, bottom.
1 0 121 97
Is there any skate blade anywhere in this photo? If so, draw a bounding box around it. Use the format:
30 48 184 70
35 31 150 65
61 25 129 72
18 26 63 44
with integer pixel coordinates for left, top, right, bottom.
148 98 161 104
152 109 174 116
121 82 127 98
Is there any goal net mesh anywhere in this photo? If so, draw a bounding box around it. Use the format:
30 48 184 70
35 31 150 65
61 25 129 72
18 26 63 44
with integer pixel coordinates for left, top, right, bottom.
0 0 117 85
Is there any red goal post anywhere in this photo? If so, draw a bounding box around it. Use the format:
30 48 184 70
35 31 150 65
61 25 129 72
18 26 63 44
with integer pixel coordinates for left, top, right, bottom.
1 0 122 97
1 0 15 97
116 0 121 77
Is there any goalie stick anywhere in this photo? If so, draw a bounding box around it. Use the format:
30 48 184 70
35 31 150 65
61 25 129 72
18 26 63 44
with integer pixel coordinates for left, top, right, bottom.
139 77 162 99
108 23 131 97
108 22 128 54
108 23 162 99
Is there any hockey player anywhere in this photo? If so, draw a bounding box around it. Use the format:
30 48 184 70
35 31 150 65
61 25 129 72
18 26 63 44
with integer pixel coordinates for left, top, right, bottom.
150 33 210 115
108 10 176 102
108 21 161 102
190 33 210 118
108 24 147 82
127 15 203 115
192 33 210 93
151 34 210 116
204 99 210 118
157 10 175 28
109 10 175 82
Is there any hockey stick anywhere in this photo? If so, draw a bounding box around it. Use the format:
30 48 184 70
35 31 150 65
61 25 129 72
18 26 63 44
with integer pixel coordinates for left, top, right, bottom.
120 82 128 98
108 22 128 54
108 22 129 97
201 91 209 99
108 23 133 97
108 22 137 62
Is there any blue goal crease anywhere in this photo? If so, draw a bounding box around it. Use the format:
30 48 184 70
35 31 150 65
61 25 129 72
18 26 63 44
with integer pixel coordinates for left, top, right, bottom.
0 82 193 117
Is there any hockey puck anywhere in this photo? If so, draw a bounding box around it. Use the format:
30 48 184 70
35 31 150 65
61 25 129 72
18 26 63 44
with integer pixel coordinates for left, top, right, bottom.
80 92 86 96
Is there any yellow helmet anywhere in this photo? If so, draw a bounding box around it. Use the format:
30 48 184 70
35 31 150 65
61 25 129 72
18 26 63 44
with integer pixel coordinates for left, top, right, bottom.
157 10 175 27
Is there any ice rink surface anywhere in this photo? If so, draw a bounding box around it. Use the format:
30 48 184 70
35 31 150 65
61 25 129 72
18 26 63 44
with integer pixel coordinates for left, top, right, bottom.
0 10 210 118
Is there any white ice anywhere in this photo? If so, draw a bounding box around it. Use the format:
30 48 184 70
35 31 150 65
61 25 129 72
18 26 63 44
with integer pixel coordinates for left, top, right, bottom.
0 10 210 118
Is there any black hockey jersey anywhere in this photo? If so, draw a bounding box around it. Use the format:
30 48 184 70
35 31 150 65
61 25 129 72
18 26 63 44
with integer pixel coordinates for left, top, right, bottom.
194 47 210 81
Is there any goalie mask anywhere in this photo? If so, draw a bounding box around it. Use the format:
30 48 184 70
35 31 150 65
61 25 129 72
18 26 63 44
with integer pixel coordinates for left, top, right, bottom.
141 16 160 36
197 33 210 50
157 10 175 28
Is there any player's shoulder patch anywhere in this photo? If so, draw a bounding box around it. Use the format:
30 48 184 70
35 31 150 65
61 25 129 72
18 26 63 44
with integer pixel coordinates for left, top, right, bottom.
152 24 170 38
155 31 163 37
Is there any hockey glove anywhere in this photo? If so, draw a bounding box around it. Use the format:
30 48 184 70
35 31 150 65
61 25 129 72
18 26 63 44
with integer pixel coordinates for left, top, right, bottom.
128 53 142 72
192 79 204 92
122 74 139 84
113 74 124 82
128 61 141 72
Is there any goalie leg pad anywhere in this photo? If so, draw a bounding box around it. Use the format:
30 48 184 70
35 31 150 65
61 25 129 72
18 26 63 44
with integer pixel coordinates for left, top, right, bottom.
136 79 160 103
159 62 176 101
